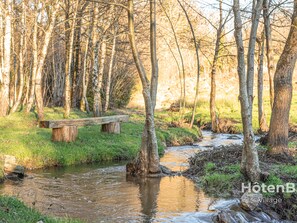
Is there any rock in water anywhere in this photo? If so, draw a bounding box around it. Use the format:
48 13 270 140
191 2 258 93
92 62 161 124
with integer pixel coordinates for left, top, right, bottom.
240 192 263 211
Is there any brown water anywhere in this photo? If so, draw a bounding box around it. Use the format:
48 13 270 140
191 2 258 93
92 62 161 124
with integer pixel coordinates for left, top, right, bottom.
1 131 276 222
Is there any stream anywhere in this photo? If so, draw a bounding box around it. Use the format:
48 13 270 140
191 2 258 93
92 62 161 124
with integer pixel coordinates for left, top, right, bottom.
0 131 286 222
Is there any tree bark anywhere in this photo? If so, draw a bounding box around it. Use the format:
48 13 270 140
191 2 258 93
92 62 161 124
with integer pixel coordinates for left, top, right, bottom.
35 4 58 120
80 6 94 113
0 0 12 117
159 0 186 111
104 22 118 112
263 0 275 108
268 1 297 155
64 0 79 118
257 32 269 133
209 0 223 132
233 0 261 182
10 0 26 113
26 4 38 113
176 0 201 129
126 0 160 176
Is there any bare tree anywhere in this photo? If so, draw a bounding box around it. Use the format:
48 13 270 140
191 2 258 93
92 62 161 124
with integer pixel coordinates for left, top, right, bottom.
210 0 223 132
126 0 161 176
233 0 262 181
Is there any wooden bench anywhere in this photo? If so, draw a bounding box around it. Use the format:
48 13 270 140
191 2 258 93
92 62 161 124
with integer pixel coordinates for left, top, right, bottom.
39 115 129 142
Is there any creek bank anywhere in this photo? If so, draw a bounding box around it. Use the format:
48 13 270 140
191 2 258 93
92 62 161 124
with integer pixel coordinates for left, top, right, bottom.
0 109 200 172
184 144 297 221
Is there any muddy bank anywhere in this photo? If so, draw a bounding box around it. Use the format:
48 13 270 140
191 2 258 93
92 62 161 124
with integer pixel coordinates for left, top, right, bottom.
185 145 297 221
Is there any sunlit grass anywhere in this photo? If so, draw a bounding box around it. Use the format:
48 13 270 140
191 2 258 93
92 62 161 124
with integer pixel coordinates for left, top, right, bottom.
163 93 297 132
0 108 199 169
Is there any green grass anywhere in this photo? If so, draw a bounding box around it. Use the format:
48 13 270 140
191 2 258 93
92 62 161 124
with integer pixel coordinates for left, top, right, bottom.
0 107 199 169
0 196 81 223
199 162 245 197
172 94 297 132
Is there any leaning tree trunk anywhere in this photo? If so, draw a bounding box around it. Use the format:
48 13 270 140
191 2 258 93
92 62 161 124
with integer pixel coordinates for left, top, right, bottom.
0 0 12 117
126 0 160 176
233 0 261 182
268 1 297 155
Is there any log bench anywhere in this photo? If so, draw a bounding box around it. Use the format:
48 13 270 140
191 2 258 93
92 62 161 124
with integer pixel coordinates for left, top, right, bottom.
39 115 129 142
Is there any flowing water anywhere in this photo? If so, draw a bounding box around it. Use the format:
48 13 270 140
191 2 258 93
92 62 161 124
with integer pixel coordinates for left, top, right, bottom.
0 131 283 222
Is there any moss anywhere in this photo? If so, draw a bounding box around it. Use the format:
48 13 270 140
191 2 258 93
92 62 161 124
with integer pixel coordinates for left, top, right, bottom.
0 196 81 223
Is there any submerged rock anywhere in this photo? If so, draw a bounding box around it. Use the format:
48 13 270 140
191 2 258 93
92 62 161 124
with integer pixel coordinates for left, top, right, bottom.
240 192 263 211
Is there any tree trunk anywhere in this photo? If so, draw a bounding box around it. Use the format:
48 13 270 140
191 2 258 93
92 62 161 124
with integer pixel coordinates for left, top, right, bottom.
0 0 12 117
64 0 79 118
160 1 186 111
126 0 160 176
80 6 94 113
104 22 118 113
263 0 275 108
72 3 86 108
176 0 201 129
26 8 38 113
10 0 26 113
35 5 58 120
209 0 223 132
257 32 269 133
233 0 261 182
268 1 297 155
92 40 102 117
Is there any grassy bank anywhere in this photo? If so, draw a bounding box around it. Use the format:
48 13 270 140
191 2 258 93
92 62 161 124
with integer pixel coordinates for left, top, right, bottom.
0 196 81 223
0 108 199 169
186 145 297 221
164 95 297 132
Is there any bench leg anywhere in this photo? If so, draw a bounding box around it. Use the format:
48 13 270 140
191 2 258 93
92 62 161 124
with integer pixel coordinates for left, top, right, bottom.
52 126 78 142
102 122 120 134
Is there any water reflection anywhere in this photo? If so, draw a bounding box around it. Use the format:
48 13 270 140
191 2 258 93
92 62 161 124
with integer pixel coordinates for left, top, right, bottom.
127 175 160 222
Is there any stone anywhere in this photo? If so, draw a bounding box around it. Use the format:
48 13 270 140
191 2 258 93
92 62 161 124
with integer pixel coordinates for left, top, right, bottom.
240 192 263 211
4 155 25 177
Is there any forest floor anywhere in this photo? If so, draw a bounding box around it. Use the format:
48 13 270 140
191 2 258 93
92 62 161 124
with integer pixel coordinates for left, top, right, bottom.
185 145 297 221
0 107 199 170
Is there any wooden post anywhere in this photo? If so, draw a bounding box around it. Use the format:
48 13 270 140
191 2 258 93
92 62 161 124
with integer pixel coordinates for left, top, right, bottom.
52 126 78 142
102 122 120 134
